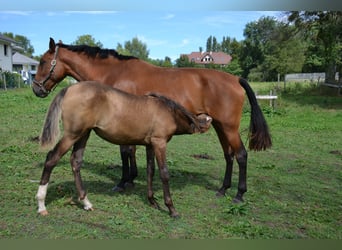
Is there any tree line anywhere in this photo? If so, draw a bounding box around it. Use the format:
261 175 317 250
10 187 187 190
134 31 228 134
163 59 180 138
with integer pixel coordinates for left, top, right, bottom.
3 11 341 83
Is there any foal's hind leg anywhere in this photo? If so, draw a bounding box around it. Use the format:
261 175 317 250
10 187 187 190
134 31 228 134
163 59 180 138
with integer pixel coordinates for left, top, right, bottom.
146 145 159 209
70 131 93 211
152 140 179 218
36 137 75 215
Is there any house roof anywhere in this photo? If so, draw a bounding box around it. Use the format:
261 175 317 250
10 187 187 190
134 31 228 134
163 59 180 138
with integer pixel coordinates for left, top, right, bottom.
0 34 17 44
12 52 39 65
185 51 232 65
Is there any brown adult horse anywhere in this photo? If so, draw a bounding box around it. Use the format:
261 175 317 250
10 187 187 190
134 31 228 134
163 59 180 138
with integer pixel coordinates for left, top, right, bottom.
33 38 272 203
36 81 212 217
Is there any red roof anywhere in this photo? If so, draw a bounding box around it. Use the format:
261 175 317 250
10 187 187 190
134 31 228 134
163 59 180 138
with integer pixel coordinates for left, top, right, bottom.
184 51 232 65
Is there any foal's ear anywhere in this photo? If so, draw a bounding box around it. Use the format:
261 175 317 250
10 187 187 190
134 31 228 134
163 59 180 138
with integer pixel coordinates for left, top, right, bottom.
49 37 56 53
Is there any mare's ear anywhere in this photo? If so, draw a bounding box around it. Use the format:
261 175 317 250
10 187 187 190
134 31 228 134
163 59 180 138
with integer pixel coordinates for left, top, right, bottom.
49 37 56 53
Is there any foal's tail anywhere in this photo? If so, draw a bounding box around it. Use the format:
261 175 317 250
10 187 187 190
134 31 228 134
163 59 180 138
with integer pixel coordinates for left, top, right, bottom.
239 78 272 151
40 87 68 149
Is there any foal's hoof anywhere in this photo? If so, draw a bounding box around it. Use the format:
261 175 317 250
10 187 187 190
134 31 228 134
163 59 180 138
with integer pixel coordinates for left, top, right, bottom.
170 212 180 219
39 210 49 216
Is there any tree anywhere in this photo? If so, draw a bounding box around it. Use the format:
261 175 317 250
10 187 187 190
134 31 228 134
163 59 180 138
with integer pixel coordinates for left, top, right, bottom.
3 32 34 56
149 56 173 67
240 16 306 81
286 11 342 83
116 37 149 61
175 55 195 68
73 34 103 48
240 16 277 79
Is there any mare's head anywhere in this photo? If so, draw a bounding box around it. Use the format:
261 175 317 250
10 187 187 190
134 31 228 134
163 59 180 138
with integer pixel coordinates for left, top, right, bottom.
149 93 212 135
33 38 68 98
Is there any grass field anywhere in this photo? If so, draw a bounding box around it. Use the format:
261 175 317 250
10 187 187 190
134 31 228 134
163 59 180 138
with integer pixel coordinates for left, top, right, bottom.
0 82 341 239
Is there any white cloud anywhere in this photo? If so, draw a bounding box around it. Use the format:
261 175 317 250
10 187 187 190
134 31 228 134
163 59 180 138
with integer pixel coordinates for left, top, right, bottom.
64 11 117 15
137 35 167 47
0 11 32 15
162 14 175 20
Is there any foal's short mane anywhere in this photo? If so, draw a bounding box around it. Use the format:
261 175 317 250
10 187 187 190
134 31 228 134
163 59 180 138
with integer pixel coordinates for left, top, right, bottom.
148 93 199 129
57 43 138 60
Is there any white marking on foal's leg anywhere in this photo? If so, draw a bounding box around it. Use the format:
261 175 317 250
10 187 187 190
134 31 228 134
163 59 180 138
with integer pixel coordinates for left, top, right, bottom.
36 183 49 215
80 196 93 211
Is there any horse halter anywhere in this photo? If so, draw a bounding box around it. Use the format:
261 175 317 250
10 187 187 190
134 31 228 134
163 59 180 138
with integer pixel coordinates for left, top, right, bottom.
33 45 60 94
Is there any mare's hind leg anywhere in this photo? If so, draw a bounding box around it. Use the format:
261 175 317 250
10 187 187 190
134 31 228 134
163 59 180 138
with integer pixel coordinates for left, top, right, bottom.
70 131 93 211
114 145 137 192
214 124 248 202
36 137 75 215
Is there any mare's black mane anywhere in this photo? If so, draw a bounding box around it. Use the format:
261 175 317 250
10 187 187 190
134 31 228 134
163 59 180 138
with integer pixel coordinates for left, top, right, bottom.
57 43 138 60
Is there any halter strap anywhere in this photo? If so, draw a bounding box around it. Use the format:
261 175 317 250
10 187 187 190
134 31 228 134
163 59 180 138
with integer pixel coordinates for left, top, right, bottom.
33 45 59 94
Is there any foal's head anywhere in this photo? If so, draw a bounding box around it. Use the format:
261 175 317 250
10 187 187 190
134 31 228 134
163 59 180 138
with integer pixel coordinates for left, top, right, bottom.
148 93 212 134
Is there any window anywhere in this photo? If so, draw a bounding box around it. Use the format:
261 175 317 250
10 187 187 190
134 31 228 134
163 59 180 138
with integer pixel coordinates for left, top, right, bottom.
4 44 8 56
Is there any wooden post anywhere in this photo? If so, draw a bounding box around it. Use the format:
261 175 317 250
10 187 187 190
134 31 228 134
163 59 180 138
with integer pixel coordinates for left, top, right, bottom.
4 73 7 90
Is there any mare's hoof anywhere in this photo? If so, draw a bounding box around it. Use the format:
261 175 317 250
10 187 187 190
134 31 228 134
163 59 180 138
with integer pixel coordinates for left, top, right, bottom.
124 181 135 189
84 207 94 211
112 181 134 193
232 197 244 204
112 185 125 193
216 190 225 197
39 210 49 216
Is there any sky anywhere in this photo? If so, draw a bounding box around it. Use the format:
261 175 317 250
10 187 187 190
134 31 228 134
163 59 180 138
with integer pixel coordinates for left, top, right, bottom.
1 0 337 62
1 10 282 61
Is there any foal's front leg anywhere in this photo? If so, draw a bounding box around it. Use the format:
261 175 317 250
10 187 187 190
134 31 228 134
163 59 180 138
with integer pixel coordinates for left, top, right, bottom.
70 132 93 211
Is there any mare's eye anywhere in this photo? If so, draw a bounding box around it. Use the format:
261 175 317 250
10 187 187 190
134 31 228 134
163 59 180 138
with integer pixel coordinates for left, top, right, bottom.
39 59 46 66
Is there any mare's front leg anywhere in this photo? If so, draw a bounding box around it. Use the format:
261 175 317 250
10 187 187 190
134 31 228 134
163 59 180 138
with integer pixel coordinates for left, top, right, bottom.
114 145 137 192
36 137 74 215
146 145 159 209
152 140 179 218
70 132 93 211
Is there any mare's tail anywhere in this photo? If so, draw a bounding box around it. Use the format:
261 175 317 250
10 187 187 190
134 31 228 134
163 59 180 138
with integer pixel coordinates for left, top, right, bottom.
40 87 68 149
239 78 272 151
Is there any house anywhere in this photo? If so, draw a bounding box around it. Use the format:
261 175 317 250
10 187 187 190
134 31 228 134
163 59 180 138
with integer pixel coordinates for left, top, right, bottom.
0 34 38 83
0 34 17 72
12 52 39 83
183 51 232 66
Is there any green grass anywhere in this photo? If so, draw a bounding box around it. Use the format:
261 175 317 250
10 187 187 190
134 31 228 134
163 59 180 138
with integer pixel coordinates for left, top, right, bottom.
0 82 341 239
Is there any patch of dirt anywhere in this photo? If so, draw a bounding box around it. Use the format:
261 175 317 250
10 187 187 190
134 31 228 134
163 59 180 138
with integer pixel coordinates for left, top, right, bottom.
329 150 342 155
191 153 214 160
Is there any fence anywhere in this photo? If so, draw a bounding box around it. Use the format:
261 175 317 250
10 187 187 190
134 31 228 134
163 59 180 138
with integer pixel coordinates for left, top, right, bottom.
0 71 26 90
284 72 341 94
284 72 327 83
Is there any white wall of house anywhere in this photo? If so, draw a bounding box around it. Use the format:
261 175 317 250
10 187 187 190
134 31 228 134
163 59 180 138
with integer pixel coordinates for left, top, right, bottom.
0 42 13 71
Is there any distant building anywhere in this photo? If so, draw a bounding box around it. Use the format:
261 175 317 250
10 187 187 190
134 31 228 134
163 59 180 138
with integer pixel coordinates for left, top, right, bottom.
0 34 17 72
0 34 38 83
12 52 39 83
183 51 232 66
